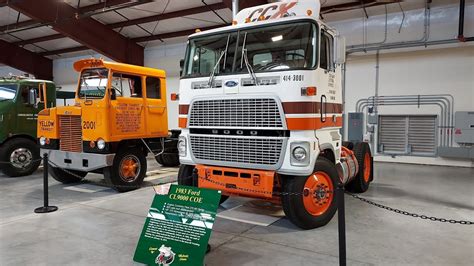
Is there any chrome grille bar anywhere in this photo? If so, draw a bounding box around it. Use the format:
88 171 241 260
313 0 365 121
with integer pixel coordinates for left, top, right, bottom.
189 98 284 128
190 135 285 169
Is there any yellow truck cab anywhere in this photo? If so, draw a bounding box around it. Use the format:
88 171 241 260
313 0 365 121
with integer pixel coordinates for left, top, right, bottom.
38 59 179 191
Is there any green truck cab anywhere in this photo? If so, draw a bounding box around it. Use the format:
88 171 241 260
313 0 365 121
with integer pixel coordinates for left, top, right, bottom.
0 76 72 177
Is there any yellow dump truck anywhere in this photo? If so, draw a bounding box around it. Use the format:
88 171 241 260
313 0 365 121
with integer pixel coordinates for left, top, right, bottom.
37 59 179 191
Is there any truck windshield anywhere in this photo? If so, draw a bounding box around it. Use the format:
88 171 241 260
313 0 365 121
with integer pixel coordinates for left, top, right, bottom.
183 21 317 78
0 84 17 101
78 68 109 99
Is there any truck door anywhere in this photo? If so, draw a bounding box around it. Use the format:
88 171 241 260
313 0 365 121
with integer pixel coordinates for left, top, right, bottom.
144 76 168 136
109 73 146 138
16 83 44 135
317 29 337 126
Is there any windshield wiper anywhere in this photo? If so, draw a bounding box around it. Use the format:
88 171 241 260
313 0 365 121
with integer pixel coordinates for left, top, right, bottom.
240 32 258 86
208 34 231 88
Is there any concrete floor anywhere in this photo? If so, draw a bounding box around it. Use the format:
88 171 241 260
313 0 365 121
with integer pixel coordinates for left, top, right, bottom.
0 161 473 265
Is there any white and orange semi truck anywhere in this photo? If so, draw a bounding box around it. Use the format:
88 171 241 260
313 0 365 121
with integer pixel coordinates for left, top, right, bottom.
176 0 373 229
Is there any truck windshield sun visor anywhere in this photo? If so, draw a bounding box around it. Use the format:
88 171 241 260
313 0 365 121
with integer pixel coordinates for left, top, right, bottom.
182 21 318 78
0 84 18 100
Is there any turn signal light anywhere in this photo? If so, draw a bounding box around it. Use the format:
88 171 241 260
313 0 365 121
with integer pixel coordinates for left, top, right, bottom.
301 86 317 96
171 93 179 101
195 28 201 33
89 141 96 148
307 9 313 16
232 20 237 25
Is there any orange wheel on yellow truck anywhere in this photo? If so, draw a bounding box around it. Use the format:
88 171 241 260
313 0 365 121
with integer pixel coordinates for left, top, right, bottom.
37 59 179 192
176 0 374 229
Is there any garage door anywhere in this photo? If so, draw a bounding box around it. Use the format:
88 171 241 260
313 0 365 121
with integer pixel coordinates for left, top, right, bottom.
378 115 437 156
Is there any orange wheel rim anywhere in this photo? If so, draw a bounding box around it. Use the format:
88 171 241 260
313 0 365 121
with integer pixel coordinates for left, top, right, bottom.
119 156 140 182
303 171 334 216
363 152 371 182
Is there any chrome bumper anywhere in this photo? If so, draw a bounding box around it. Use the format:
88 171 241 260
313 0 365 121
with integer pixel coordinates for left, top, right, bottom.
41 149 115 172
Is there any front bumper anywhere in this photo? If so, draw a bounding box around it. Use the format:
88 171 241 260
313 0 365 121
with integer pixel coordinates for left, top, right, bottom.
41 149 115 172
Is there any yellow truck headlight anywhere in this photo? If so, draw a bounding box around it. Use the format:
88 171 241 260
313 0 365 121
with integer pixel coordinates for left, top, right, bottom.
39 137 46 146
97 138 106 150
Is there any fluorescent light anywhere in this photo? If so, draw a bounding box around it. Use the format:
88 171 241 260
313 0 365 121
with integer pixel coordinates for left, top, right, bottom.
272 35 283 42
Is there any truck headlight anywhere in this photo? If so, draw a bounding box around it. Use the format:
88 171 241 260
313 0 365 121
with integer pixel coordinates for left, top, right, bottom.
97 138 106 150
178 137 186 156
292 147 307 161
290 142 310 166
39 137 46 146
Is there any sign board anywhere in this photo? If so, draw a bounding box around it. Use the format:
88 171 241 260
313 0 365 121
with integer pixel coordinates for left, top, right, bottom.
133 184 221 266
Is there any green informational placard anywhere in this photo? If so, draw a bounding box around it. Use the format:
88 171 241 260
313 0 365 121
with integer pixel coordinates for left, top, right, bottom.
133 184 221 266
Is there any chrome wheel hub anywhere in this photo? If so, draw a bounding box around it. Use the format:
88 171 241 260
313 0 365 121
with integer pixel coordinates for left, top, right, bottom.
10 148 33 168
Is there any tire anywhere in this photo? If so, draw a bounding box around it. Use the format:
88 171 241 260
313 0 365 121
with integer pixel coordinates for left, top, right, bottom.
104 147 147 192
177 164 228 204
156 153 180 167
49 166 87 183
281 157 338 230
346 142 373 193
0 138 41 177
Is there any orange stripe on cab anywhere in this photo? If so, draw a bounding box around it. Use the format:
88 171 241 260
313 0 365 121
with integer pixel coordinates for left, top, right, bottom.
178 117 187 128
286 116 343 130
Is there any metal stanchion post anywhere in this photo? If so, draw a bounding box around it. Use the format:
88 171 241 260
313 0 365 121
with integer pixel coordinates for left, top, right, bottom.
34 153 58 213
337 182 346 266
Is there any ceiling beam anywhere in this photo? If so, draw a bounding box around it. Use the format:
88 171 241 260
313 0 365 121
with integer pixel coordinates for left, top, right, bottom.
8 0 144 65
1 0 148 35
12 2 228 46
0 39 53 80
39 24 228 57
14 33 64 46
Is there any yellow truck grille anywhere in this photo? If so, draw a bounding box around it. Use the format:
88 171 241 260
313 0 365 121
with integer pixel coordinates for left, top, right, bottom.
59 115 82 152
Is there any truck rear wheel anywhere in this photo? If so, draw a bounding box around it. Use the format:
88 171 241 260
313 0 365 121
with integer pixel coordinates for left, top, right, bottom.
104 147 147 192
0 138 41 177
49 166 87 183
346 142 373 193
282 158 338 229
156 153 180 167
177 164 228 204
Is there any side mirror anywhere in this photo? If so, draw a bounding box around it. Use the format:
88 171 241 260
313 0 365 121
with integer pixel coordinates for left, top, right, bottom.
334 35 346 65
179 59 184 76
28 88 38 106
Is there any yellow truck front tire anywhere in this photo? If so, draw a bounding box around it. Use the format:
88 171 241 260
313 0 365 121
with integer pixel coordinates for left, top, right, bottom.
104 147 147 192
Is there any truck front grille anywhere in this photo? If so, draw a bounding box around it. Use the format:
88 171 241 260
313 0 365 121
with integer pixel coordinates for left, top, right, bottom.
189 98 284 128
190 135 285 169
59 115 82 152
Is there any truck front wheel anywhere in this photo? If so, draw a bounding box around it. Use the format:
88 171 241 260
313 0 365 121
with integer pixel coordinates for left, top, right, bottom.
281 158 338 230
104 147 147 192
49 166 87 183
0 138 41 177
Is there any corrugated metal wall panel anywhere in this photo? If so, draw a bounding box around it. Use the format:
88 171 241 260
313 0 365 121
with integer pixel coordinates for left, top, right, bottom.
378 116 407 153
378 115 437 156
